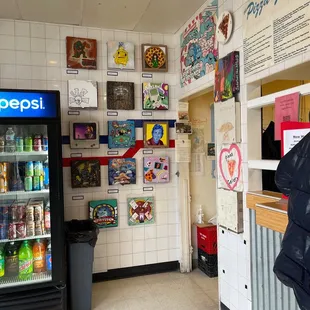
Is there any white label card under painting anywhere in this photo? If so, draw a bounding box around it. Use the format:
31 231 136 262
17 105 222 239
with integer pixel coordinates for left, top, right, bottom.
217 143 243 192
68 80 98 109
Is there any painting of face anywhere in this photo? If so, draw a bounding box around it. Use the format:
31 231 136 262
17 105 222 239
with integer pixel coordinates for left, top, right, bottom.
143 121 169 148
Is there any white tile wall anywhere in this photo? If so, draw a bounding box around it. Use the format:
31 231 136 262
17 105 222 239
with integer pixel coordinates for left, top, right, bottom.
0 19 181 274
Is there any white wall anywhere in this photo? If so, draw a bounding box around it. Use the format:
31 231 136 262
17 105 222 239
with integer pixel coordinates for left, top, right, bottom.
0 19 181 273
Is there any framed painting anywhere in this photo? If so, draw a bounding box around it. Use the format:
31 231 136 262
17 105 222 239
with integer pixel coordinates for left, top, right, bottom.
107 41 135 70
108 158 136 186
107 81 135 110
108 120 136 149
143 121 169 148
71 159 101 188
128 197 155 226
68 80 98 109
89 199 118 228
143 157 169 184
141 44 168 72
142 83 169 110
66 36 97 70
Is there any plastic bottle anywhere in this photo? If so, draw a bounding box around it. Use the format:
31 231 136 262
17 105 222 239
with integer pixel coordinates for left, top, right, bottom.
0 245 5 277
18 240 33 280
33 239 46 273
5 127 16 153
197 206 204 224
44 202 51 234
5 242 19 277
45 240 52 272
43 159 49 190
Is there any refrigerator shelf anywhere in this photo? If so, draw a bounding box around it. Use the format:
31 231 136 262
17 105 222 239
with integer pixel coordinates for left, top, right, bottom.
0 272 52 288
0 151 48 157
0 234 51 244
0 189 50 197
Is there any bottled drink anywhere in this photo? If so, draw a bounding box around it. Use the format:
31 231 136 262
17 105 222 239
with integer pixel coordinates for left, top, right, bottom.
18 240 33 280
44 202 51 234
16 137 24 152
33 239 46 273
5 127 16 153
0 136 5 153
5 242 19 277
43 160 49 190
0 245 5 277
45 240 52 272
24 136 33 152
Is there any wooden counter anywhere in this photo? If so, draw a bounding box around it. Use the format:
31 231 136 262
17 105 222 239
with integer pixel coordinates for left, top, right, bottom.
247 191 288 234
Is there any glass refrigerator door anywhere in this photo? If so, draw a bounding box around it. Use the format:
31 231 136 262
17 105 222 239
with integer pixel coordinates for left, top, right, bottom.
0 124 52 288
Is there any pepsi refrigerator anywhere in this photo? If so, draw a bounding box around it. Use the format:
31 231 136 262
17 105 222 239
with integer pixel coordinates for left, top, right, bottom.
0 89 66 310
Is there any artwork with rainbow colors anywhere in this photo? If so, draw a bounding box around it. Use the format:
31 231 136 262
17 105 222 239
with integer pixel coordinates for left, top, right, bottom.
142 83 169 110
143 157 169 184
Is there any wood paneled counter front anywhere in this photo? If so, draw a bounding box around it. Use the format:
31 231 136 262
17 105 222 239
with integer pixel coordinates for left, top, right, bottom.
247 191 288 234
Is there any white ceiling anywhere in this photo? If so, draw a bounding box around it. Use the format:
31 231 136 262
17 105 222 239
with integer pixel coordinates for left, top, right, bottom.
0 0 207 34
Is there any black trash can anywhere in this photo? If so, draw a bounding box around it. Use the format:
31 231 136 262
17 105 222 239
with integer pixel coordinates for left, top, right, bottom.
65 220 99 310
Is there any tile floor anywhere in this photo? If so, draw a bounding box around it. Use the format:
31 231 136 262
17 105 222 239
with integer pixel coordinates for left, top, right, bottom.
92 269 219 310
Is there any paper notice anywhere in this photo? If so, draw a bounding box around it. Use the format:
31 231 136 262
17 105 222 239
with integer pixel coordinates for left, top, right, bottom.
176 139 191 162
190 153 204 175
283 128 310 155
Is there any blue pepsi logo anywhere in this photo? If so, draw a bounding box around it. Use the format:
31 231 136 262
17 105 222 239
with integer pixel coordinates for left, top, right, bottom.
0 97 45 113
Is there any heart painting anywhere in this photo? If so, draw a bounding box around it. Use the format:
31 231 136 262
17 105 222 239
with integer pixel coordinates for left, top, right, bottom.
218 144 243 192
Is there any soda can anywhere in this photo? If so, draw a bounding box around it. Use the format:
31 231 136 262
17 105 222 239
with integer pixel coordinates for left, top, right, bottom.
0 224 7 240
15 137 24 152
24 136 33 152
8 223 16 240
2 206 8 224
26 221 35 237
33 176 40 191
25 161 34 177
33 135 42 152
10 205 17 222
35 221 43 236
26 206 34 222
42 135 48 151
0 136 4 153
24 176 33 192
34 161 43 176
16 205 26 222
16 222 26 239
34 205 43 222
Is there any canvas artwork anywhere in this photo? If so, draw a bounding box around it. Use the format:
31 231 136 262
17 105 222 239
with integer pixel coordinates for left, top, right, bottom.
217 143 243 192
180 2 218 87
66 37 97 70
107 81 135 110
142 44 168 72
108 121 136 149
207 143 216 159
107 41 135 70
108 158 136 186
71 159 101 188
142 83 169 110
143 157 169 184
143 121 169 148
214 51 240 102
128 197 155 226
89 199 118 228
68 80 98 109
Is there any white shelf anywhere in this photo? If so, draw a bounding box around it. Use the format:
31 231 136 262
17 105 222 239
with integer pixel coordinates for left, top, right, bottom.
0 234 51 244
0 272 52 288
0 151 48 157
0 189 49 197
248 160 280 171
247 83 310 109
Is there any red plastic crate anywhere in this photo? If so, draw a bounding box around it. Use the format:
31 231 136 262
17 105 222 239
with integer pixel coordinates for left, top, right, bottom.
197 225 217 254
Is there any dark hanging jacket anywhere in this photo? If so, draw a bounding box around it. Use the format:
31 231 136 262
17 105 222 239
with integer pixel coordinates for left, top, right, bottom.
274 132 310 310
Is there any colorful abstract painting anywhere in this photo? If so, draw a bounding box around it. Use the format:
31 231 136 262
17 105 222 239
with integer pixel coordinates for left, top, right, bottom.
180 1 218 87
66 37 97 70
143 157 169 184
71 159 101 188
107 41 135 70
108 121 135 149
142 83 169 110
128 197 155 226
89 199 118 228
107 81 135 110
108 158 136 186
214 51 240 102
141 44 168 72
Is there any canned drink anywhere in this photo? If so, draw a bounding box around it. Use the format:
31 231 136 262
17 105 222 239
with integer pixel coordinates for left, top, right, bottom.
15 137 24 152
33 176 40 191
26 206 34 222
16 205 26 222
24 136 33 152
33 135 42 152
39 175 44 190
10 206 17 223
24 176 33 192
25 161 34 177
0 136 4 153
34 205 43 222
2 206 8 224
0 163 7 178
0 224 7 240
26 221 35 237
16 222 26 239
35 221 43 236
42 135 48 152
8 223 16 240
34 161 43 176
